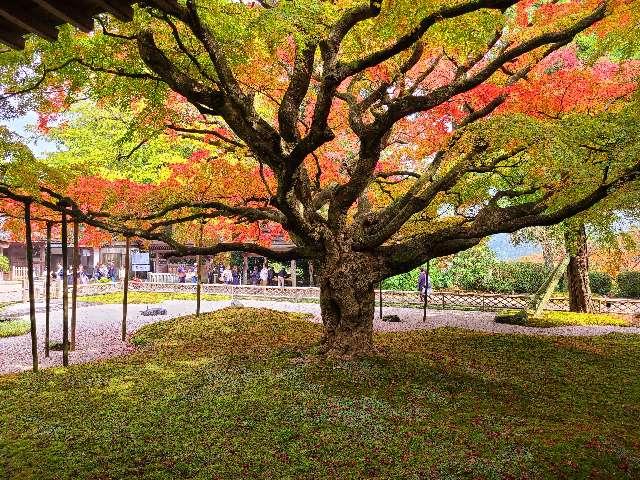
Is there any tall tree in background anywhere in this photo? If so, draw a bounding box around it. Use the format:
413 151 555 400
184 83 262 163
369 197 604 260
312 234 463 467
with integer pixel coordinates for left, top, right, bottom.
2 0 640 355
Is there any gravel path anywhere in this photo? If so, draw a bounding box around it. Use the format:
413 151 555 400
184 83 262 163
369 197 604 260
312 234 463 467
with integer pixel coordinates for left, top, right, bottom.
2 300 640 375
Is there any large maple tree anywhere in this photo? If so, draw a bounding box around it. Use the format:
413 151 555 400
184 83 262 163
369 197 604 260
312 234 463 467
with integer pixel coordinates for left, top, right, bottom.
2 0 640 355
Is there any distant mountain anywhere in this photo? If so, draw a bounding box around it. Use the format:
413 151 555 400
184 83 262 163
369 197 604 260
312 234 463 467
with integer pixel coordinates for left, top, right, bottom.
489 233 540 260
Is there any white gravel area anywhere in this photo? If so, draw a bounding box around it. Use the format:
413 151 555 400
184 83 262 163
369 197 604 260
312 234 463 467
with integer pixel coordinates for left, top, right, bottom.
1 299 639 375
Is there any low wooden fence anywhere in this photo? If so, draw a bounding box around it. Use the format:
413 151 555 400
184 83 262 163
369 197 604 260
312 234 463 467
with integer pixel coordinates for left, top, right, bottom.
123 282 640 315
8 280 640 315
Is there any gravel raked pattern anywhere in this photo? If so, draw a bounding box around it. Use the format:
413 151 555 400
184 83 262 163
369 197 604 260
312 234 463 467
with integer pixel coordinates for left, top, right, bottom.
1 299 640 375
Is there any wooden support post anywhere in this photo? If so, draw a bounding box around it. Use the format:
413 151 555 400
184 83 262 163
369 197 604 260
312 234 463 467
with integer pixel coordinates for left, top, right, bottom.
71 220 79 350
61 209 69 367
196 222 203 316
242 255 248 286
25 202 38 372
290 260 297 287
423 260 430 322
45 221 51 358
122 237 130 342
379 282 382 320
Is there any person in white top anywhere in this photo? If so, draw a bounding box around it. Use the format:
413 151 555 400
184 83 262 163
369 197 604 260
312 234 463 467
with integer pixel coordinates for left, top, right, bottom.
221 266 233 284
259 265 269 286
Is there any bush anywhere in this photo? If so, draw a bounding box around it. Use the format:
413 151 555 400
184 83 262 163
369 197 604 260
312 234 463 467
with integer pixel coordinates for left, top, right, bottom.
589 271 613 296
489 262 549 294
0 255 9 274
617 271 640 299
382 263 448 291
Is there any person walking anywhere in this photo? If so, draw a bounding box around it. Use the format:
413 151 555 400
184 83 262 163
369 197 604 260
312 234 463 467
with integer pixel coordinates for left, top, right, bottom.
417 267 432 302
177 265 186 283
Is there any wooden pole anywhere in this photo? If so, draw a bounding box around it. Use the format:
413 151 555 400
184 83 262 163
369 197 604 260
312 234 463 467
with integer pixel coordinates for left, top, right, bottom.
45 221 51 358
71 221 79 350
25 202 38 372
423 260 430 322
122 237 130 342
61 209 69 367
196 222 204 316
379 282 383 319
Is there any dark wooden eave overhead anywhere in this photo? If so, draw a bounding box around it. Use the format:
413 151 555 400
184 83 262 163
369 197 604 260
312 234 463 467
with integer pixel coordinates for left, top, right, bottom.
0 0 177 50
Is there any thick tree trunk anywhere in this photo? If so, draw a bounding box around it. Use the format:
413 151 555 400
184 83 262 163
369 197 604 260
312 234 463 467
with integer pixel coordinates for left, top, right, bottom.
316 252 377 358
565 224 592 313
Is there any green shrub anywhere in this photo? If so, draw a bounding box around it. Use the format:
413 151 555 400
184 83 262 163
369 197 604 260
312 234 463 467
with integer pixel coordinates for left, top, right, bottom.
489 262 549 294
495 309 529 325
0 255 9 274
617 271 640 299
382 263 448 291
589 271 613 296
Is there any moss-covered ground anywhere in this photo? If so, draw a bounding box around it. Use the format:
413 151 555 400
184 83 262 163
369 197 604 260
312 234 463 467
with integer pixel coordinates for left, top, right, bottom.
78 291 229 304
1 308 639 479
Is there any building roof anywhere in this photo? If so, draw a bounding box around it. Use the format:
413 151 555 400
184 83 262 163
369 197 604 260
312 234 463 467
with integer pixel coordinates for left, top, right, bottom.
0 0 177 49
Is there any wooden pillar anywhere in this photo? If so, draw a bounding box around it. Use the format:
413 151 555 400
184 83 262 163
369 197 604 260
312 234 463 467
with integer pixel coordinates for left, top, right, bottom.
25 202 38 372
45 221 52 358
242 255 248 285
71 221 79 351
290 260 297 287
196 223 203 316
61 208 69 367
379 282 382 320
122 237 130 342
309 262 314 287
423 260 430 323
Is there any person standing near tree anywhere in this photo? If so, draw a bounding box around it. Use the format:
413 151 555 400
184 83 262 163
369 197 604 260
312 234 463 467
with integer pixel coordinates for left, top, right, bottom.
418 267 427 302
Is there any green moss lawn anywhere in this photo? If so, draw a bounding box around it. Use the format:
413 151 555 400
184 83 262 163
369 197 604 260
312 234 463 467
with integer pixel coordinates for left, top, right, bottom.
78 291 229 304
497 309 637 328
1 308 639 479
0 318 29 338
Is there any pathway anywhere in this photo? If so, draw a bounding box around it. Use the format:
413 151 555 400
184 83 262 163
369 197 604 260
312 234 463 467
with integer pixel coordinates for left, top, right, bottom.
2 299 640 375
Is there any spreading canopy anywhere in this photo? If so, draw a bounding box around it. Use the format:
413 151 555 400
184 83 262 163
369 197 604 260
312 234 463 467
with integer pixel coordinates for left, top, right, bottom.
0 0 639 277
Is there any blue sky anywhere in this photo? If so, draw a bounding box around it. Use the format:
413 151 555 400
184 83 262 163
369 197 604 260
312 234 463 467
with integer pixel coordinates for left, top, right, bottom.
1 112 58 158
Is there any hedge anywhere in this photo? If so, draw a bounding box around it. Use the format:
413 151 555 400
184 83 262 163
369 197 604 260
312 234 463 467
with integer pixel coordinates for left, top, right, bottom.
617 271 640 299
588 271 613 296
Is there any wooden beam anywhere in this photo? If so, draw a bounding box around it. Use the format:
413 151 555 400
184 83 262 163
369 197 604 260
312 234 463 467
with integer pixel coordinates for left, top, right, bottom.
0 3 59 41
32 0 95 32
0 18 26 49
92 0 134 22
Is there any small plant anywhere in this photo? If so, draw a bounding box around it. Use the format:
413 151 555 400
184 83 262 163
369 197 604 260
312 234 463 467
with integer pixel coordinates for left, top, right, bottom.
48 340 66 351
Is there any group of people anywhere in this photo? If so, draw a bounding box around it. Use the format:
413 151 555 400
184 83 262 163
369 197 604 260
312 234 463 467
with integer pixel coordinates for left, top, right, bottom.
177 262 290 286
45 261 117 284
248 264 288 287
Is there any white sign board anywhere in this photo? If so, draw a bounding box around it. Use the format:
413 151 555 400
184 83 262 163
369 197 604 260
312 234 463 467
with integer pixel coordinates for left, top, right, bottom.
131 251 150 272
